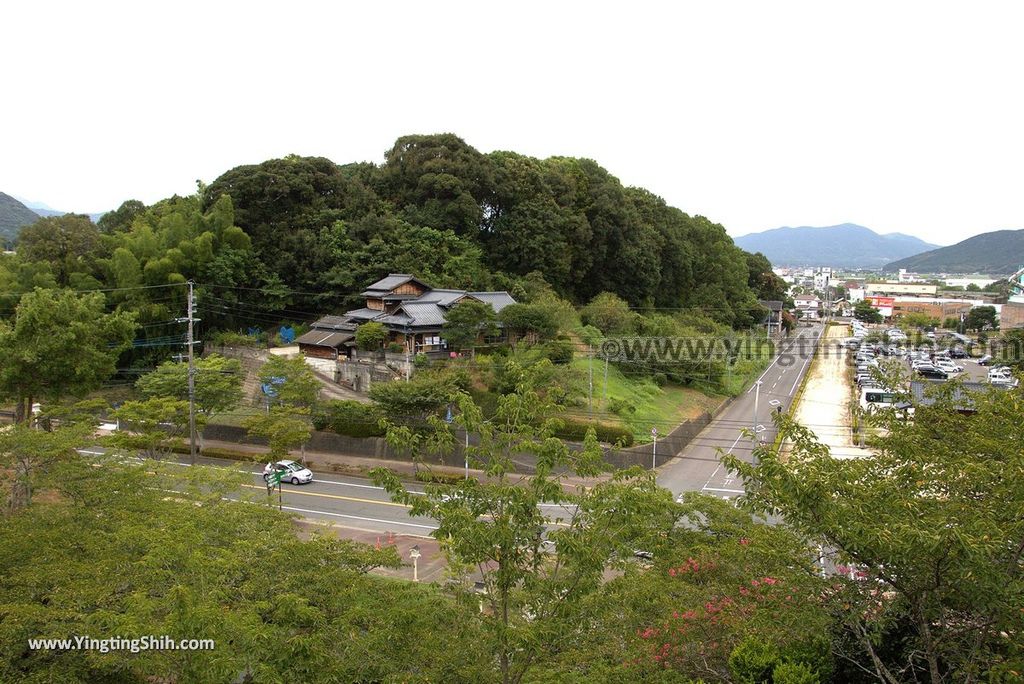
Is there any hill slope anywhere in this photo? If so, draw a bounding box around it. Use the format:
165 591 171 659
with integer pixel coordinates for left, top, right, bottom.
0 192 40 245
733 223 938 268
884 229 1024 275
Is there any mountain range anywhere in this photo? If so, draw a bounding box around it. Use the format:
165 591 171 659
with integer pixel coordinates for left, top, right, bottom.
733 223 938 269
884 229 1024 275
0 193 106 246
0 193 42 246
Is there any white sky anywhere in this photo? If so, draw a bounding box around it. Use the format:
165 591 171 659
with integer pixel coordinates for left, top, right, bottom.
3 1 1022 246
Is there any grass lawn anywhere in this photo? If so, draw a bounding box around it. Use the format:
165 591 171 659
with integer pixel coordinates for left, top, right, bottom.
571 357 725 444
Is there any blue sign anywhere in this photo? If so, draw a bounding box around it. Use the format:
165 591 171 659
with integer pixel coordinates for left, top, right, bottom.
260 376 287 397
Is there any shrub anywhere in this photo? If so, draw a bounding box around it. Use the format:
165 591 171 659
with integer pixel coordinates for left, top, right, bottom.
356 321 387 351
608 397 636 416
414 470 464 485
313 400 385 438
386 342 405 354
577 324 603 346
772 662 820 684
543 339 575 364
728 637 779 684
552 419 634 447
209 330 265 348
652 372 668 387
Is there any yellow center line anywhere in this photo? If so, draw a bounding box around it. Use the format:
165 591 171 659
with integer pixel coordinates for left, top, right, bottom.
240 484 411 508
240 485 571 526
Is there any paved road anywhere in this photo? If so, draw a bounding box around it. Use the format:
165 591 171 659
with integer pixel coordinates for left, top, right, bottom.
656 322 825 500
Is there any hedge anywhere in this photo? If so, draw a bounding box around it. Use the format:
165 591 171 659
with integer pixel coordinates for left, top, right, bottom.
552 419 634 447
313 400 386 438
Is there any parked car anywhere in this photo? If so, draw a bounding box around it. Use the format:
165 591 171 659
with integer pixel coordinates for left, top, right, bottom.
977 355 993 366
949 347 968 359
263 460 314 485
917 367 949 380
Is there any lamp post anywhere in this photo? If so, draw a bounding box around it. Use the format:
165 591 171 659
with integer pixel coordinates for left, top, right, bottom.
753 380 762 433
651 427 658 470
409 544 421 582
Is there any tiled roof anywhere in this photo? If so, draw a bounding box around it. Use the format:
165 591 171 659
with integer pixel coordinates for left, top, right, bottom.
908 381 993 411
467 291 516 313
344 308 384 320
296 330 354 347
420 289 467 307
310 315 357 331
381 302 448 328
361 274 431 296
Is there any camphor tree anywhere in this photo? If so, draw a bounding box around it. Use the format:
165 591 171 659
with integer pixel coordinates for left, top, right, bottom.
371 361 678 684
442 298 498 353
135 353 243 448
853 299 883 324
725 380 1024 682
0 289 136 423
257 354 320 409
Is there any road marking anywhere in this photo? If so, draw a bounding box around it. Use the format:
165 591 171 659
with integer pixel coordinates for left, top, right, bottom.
702 487 746 494
277 505 440 530
240 483 410 508
170 459 430 495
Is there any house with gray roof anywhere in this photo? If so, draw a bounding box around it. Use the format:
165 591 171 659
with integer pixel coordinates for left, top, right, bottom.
298 274 516 360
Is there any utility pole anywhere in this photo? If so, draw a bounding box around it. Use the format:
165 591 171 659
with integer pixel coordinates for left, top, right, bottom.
588 345 594 417
176 281 200 464
602 355 609 407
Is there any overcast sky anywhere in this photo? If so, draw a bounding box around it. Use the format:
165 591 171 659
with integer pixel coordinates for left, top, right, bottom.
3 1 1022 246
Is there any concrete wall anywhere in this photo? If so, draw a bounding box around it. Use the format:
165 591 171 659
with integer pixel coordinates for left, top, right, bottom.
203 408 719 473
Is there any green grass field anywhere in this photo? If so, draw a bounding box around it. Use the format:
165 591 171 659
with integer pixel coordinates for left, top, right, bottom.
570 357 725 443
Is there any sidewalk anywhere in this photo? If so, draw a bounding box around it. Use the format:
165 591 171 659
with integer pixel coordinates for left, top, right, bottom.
788 324 873 460
295 519 449 583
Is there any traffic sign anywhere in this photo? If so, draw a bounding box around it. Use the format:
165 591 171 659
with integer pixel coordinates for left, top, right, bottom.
651 427 658 437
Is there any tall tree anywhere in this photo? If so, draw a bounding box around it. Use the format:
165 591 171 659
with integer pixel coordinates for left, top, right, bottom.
442 298 498 352
379 133 495 235
371 363 678 684
726 383 1024 682
135 354 244 434
16 215 103 287
258 354 320 409
0 289 135 422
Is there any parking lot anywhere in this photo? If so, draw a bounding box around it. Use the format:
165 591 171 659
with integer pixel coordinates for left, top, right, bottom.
847 322 1014 391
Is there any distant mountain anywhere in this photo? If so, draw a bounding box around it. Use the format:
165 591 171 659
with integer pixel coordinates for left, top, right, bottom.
733 223 939 268
14 196 105 223
0 192 41 246
884 229 1024 275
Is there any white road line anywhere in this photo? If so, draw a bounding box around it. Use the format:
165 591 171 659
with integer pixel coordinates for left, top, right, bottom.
171 459 428 495
701 487 746 494
698 432 745 491
275 505 439 531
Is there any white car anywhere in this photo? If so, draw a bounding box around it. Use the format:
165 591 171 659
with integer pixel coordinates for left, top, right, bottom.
263 460 313 485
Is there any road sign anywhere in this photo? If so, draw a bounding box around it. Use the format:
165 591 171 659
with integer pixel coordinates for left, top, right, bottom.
651 427 658 437
266 468 283 494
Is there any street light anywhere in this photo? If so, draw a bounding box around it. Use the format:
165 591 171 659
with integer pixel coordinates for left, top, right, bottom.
651 427 658 470
409 545 421 582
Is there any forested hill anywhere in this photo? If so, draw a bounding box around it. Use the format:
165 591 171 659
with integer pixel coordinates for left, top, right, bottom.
883 229 1024 275
733 223 937 268
0 192 40 245
1 134 786 335
198 134 780 326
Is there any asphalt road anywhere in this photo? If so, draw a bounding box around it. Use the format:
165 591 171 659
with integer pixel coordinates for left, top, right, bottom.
656 322 825 500
77 327 825 536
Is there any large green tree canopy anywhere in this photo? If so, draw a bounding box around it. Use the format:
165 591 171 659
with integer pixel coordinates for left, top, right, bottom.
199 134 770 328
